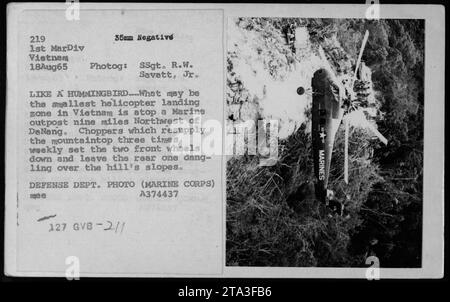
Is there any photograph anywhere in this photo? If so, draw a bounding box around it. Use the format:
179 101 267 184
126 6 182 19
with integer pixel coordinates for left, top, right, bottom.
226 17 425 268
4 2 444 283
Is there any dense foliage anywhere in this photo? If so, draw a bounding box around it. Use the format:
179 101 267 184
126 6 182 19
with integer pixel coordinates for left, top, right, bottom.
226 18 424 267
336 19 424 267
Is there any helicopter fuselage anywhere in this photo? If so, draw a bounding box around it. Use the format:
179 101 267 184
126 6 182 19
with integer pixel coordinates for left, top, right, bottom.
311 68 344 202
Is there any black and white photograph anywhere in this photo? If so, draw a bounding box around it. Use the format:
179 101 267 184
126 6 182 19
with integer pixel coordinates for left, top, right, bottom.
226 17 425 268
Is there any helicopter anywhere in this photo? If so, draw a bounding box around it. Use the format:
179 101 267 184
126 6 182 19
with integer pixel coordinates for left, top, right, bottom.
294 30 388 208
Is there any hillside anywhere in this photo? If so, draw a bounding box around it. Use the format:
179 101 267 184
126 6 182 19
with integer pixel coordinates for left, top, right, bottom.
226 18 424 267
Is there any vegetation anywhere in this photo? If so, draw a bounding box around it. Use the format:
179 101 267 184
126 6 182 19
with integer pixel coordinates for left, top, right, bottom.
226 18 424 267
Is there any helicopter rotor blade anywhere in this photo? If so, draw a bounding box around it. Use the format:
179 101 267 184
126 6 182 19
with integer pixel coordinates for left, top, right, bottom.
344 30 369 185
352 30 370 84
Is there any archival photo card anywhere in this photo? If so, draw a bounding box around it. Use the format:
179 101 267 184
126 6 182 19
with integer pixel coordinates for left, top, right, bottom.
4 3 445 279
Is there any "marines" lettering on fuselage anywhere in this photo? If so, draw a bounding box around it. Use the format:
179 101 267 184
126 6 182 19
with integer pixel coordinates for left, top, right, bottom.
318 149 325 180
